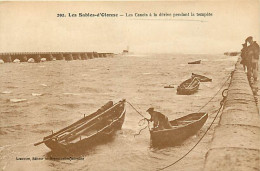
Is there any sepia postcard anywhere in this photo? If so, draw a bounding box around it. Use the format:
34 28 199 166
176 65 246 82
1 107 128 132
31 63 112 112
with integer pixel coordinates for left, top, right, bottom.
0 1 259 171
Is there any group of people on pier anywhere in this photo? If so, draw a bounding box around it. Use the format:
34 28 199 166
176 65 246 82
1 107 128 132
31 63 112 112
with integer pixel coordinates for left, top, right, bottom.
240 36 259 85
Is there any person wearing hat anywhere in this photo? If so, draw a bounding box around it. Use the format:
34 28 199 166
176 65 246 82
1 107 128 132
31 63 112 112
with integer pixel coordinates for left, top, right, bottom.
246 36 259 82
240 42 248 72
146 107 172 130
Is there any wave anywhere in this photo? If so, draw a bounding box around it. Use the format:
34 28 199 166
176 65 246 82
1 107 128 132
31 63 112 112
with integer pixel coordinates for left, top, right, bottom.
142 72 152 75
40 84 48 87
60 103 87 109
6 86 19 89
0 53 238 171
32 93 43 96
9 99 27 103
63 93 81 96
1 91 12 94
79 87 99 93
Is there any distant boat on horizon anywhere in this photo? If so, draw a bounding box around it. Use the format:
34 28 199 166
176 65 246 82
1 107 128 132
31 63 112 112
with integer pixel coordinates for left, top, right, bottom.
122 46 130 55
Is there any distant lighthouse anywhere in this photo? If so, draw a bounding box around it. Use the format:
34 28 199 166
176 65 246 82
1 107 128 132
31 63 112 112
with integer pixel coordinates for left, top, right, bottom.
122 46 129 54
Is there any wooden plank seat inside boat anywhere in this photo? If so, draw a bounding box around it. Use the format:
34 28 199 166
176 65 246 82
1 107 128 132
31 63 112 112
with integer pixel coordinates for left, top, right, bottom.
177 77 200 95
58 107 120 144
50 102 114 141
35 99 126 152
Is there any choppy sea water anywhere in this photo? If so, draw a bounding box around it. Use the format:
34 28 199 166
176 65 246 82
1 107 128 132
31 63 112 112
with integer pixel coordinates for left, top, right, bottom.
0 54 237 171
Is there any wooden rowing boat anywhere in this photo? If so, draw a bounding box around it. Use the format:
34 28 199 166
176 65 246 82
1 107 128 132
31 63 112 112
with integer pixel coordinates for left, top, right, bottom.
150 112 208 147
177 77 200 95
35 99 126 153
191 73 212 82
188 60 201 64
164 84 175 88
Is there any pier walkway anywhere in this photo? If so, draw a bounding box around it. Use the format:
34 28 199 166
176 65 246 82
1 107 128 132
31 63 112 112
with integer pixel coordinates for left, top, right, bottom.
203 60 260 171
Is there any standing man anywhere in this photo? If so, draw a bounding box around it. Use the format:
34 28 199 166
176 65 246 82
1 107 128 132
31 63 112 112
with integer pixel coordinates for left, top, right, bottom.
146 107 172 130
246 36 259 83
240 42 248 72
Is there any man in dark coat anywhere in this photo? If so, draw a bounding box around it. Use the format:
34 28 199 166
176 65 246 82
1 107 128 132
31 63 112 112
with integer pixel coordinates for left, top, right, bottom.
246 36 259 82
147 107 172 130
240 43 248 72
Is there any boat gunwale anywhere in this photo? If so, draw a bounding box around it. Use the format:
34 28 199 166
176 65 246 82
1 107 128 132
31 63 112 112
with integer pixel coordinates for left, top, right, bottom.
150 112 208 133
65 104 126 144
44 100 125 143
191 73 212 82
188 60 201 64
179 77 200 87
177 77 200 94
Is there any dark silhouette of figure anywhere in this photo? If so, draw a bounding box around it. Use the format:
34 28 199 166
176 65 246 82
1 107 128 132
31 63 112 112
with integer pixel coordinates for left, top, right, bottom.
147 107 172 130
240 43 248 72
246 36 259 82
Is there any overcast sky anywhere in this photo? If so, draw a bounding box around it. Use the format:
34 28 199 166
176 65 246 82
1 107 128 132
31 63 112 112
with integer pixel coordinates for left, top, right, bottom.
0 1 259 54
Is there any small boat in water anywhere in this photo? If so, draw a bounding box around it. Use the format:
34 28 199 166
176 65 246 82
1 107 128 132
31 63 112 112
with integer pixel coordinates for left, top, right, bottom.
150 112 208 147
188 60 201 64
34 99 126 153
191 73 212 82
164 84 175 88
177 77 200 95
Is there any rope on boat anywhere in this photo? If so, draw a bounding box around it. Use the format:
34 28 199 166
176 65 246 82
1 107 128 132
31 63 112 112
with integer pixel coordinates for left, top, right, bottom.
128 73 232 139
197 73 231 112
134 118 151 137
157 101 225 170
157 74 231 171
134 125 148 137
133 119 151 137
126 101 151 136
126 101 148 119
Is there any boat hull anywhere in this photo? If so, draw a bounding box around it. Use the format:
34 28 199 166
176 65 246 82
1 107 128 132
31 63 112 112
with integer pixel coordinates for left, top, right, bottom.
43 100 126 153
188 60 201 64
177 78 200 95
177 86 199 95
192 73 212 82
150 112 208 147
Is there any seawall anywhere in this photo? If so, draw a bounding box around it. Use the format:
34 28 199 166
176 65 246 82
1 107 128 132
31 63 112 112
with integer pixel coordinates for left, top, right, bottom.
203 59 260 171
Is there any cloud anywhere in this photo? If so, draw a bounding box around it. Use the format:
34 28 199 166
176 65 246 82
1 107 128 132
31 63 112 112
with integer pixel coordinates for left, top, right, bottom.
0 1 259 54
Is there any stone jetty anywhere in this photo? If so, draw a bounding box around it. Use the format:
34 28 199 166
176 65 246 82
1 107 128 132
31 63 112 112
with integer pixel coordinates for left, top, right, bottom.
204 60 260 171
0 52 114 63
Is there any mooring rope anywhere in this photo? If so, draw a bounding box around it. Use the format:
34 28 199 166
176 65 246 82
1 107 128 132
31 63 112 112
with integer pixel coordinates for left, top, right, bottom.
126 101 148 119
134 125 148 137
197 73 231 112
127 73 232 139
157 74 231 171
157 95 226 170
126 101 151 136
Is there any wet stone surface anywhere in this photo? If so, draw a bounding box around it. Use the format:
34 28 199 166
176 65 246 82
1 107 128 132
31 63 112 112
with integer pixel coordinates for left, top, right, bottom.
204 60 260 171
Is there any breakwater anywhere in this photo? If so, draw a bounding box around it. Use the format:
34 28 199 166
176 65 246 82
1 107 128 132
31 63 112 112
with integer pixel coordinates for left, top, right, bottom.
0 52 114 63
203 60 260 171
